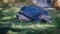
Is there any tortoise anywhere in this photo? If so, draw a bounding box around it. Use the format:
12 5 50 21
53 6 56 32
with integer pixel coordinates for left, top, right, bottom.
16 5 52 23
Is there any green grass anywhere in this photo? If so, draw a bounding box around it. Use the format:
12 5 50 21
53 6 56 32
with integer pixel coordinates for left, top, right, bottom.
0 7 60 34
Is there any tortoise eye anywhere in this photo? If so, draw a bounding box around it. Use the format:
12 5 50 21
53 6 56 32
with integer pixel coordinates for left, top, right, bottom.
50 18 52 20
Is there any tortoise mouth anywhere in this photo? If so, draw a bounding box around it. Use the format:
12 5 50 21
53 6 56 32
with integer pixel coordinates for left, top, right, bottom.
41 19 47 23
41 16 52 23
41 19 52 23
43 18 52 23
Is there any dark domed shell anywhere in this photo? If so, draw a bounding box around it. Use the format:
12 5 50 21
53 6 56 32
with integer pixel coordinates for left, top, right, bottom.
21 6 42 18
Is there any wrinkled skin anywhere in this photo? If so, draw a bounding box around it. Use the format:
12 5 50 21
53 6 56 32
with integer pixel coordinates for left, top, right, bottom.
16 6 52 23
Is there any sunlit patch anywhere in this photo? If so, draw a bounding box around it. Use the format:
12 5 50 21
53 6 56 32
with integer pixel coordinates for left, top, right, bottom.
0 8 3 10
36 24 55 28
2 9 10 12
1 17 12 20
2 7 20 13
3 0 9 3
11 23 55 29
58 14 60 17
8 30 18 34
10 7 20 12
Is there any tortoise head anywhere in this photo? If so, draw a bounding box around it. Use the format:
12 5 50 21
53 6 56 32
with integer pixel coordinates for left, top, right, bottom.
39 15 52 23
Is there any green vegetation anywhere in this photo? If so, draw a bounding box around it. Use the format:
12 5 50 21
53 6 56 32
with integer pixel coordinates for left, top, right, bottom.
0 0 60 34
0 6 60 34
